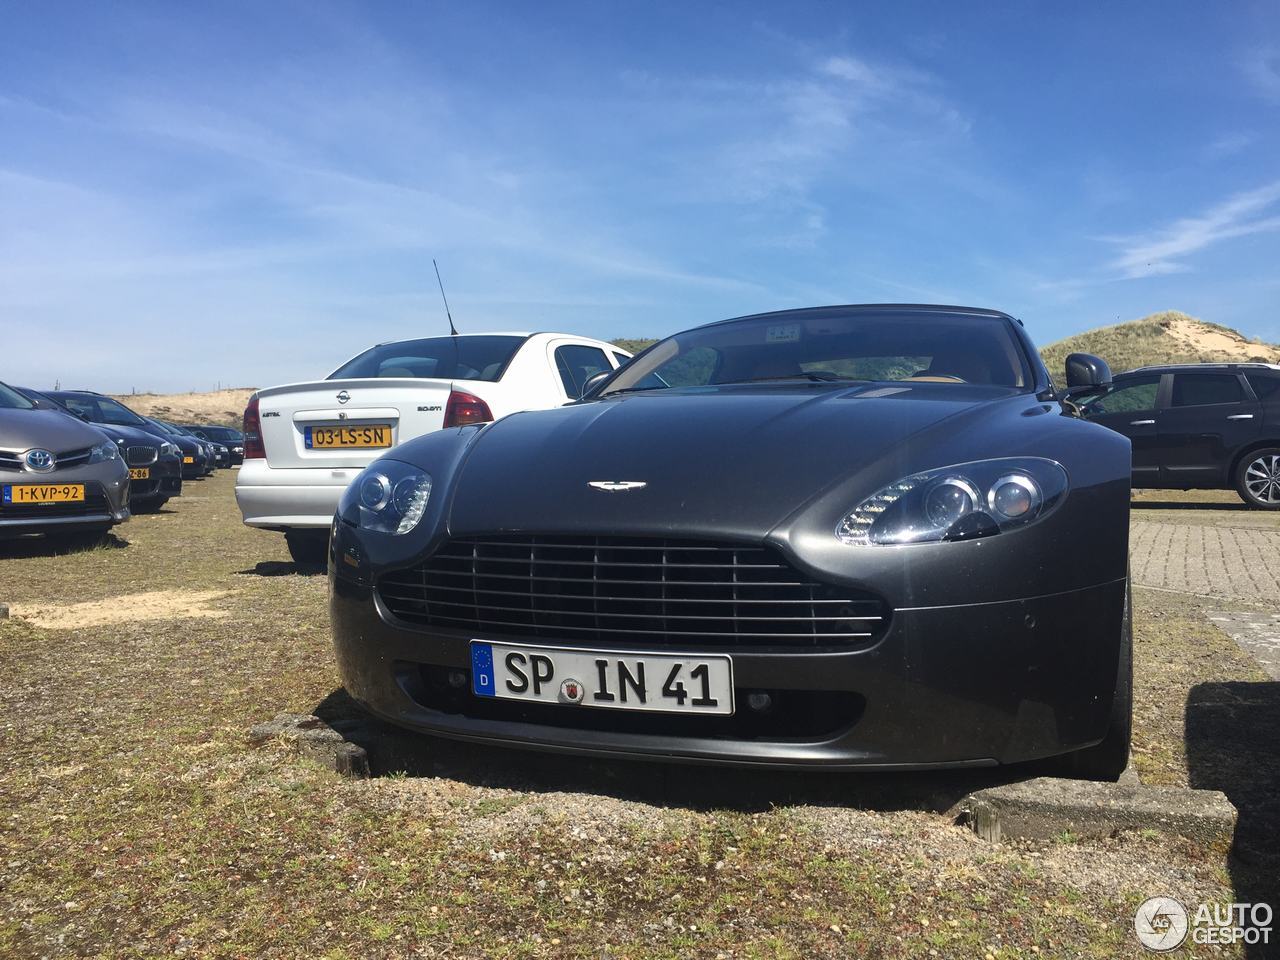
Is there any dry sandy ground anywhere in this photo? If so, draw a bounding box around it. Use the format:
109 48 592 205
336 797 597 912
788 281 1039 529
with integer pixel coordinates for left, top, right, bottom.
1164 317 1280 362
110 388 255 426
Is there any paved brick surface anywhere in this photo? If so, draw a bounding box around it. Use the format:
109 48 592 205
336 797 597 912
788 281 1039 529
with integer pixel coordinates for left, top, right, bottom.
1130 519 1280 604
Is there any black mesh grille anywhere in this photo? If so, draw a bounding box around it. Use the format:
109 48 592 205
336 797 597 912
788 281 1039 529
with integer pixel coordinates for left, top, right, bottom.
126 445 158 466
378 536 888 648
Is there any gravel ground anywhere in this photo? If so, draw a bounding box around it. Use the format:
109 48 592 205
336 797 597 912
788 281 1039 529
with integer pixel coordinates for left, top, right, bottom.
0 474 1273 958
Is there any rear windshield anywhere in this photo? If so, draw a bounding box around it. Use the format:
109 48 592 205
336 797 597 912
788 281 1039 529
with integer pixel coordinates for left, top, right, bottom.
603 309 1030 395
50 392 149 427
0 382 34 410
329 335 527 382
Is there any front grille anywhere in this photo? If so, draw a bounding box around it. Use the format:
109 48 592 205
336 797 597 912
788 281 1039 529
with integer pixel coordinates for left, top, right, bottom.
126 445 159 466
0 490 109 519
0 447 91 471
378 536 888 648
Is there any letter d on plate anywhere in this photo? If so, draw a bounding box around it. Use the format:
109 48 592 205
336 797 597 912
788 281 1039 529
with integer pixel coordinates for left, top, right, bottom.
471 642 495 697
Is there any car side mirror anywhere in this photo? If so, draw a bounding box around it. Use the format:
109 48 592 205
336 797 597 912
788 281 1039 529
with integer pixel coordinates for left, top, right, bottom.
579 370 611 399
1064 353 1112 392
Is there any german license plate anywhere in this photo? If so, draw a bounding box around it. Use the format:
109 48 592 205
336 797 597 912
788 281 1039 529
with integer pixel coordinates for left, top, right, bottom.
2 483 86 504
305 425 392 449
129 468 150 480
471 641 734 715
182 456 194 464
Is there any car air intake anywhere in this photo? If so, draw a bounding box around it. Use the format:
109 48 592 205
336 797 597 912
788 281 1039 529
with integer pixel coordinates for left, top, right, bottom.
377 536 888 647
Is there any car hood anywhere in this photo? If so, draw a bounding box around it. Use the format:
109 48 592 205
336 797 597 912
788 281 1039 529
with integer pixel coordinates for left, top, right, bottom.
0 408 109 453
446 383 1026 538
88 422 165 447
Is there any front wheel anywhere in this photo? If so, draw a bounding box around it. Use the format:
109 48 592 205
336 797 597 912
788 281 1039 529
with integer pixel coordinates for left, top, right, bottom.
1062 579 1132 781
284 529 329 570
1235 448 1280 509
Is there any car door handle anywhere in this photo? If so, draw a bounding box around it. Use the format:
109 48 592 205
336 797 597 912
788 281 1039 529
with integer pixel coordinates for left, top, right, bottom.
1130 419 1156 426
1227 414 1254 420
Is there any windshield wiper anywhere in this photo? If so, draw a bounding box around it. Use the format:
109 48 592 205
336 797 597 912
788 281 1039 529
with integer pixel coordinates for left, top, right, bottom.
716 372 866 385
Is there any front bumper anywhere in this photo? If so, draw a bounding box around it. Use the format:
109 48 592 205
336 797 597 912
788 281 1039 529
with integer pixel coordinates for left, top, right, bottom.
331 572 1128 770
236 460 361 530
0 474 130 534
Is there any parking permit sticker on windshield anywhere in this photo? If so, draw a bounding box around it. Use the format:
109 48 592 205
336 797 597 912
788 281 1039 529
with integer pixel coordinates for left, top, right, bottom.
766 324 801 343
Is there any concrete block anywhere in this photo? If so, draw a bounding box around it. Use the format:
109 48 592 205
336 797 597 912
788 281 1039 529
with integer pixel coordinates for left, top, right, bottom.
249 712 370 778
957 776 1236 845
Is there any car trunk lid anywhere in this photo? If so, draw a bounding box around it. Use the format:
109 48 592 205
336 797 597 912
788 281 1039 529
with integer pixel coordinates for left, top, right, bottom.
254 378 453 469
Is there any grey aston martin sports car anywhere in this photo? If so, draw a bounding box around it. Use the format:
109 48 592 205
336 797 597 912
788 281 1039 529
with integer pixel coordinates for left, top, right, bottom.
329 305 1133 779
0 381 130 541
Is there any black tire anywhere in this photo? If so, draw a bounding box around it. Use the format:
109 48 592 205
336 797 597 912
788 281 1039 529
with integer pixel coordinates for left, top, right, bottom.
284 529 329 570
1234 447 1280 510
1063 579 1133 781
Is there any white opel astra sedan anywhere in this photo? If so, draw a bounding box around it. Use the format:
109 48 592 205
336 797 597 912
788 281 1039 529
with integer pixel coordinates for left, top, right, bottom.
235 332 632 565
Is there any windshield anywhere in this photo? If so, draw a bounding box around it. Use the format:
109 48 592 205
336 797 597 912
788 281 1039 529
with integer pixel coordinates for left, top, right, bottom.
50 392 150 426
193 426 241 441
603 309 1031 396
329 335 527 381
0 382 35 410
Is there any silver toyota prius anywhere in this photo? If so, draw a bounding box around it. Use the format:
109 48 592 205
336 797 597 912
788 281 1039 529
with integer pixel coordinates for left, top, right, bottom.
0 380 130 543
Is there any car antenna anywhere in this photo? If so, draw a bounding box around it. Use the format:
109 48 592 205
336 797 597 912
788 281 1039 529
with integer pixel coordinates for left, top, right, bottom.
433 258 459 336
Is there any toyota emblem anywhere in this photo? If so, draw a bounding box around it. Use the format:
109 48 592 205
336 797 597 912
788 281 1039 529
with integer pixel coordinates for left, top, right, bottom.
24 449 56 473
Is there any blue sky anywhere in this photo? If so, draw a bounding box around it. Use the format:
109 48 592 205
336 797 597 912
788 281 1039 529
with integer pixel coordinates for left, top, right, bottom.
2 1 1279 393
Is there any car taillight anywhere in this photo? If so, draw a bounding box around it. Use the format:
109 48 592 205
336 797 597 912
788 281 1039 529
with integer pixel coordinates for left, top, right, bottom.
443 390 493 428
242 394 266 459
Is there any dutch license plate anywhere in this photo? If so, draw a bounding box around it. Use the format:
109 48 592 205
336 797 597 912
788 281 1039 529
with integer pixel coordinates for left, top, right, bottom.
471 641 734 715
305 425 392 449
182 456 194 464
2 483 86 504
129 468 150 480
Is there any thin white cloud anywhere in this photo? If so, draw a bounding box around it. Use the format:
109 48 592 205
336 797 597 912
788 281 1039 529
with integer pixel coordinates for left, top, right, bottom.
1242 46 1280 102
1109 180 1280 279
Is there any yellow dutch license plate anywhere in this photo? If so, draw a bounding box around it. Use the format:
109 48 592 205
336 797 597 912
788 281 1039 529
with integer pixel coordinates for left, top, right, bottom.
183 456 194 464
2 483 86 505
129 468 151 480
306 425 392 449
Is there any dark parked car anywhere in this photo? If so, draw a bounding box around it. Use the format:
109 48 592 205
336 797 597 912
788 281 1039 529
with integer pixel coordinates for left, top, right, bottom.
152 420 217 476
140 418 210 480
1080 363 1280 509
330 304 1133 779
185 425 244 465
17 388 183 512
0 381 131 542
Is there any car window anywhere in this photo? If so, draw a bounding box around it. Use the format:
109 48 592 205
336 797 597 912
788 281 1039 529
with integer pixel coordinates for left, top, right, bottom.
611 351 630 368
603 309 1031 395
1082 376 1160 416
0 382 34 410
1171 374 1243 407
50 393 149 427
554 344 613 396
329 335 526 382
1246 374 1280 401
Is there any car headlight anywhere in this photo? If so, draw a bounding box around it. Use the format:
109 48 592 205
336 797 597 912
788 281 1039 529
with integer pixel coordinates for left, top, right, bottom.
836 457 1068 546
87 440 119 464
161 442 179 457
341 460 433 535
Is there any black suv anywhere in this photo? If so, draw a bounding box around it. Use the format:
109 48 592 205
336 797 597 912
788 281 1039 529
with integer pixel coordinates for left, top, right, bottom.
1081 363 1280 508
